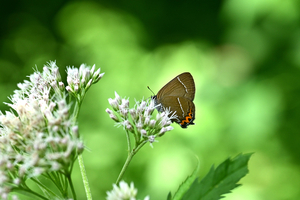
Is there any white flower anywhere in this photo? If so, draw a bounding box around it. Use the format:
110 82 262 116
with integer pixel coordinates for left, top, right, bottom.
107 92 174 147
106 181 150 200
66 64 104 96
0 61 101 199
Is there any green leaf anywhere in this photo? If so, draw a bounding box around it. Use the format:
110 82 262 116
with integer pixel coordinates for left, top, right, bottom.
170 157 200 200
167 192 172 200
181 153 253 200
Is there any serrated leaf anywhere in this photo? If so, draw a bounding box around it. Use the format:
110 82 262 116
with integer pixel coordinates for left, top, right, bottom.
170 157 200 200
182 153 253 200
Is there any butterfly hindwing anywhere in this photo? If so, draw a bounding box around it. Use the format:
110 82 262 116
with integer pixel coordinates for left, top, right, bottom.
158 96 195 128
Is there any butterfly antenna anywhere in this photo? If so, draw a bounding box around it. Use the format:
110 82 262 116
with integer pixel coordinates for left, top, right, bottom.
147 86 155 95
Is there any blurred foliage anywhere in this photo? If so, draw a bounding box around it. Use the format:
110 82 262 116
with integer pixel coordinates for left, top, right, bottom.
1 0 300 199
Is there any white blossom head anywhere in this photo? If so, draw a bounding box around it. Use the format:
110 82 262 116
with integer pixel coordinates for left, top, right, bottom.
0 61 102 199
66 64 104 99
107 92 174 147
106 180 150 200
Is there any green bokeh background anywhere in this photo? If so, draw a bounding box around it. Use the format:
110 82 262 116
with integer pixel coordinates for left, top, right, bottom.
1 0 300 199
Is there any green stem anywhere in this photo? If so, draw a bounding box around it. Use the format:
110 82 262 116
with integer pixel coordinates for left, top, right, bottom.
116 140 148 184
72 95 92 200
78 154 92 200
125 129 132 155
73 98 82 121
115 129 132 184
31 178 60 198
24 188 49 200
66 172 77 200
13 186 49 200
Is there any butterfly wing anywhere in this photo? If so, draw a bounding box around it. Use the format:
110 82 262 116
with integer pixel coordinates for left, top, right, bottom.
159 96 195 128
157 72 195 101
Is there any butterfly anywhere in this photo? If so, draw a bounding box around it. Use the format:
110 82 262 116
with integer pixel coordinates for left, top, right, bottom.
152 72 195 128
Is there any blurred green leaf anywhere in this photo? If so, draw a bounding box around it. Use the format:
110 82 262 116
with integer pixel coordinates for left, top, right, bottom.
171 157 200 200
180 153 252 200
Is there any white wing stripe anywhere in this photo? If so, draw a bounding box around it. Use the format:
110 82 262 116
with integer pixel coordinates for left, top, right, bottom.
177 97 185 117
177 77 188 93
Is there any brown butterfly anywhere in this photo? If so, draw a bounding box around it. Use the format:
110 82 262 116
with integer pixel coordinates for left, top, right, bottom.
152 72 195 128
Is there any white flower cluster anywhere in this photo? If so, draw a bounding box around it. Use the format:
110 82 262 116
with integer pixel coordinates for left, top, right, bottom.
106 181 149 200
106 92 174 146
0 61 103 199
66 64 104 100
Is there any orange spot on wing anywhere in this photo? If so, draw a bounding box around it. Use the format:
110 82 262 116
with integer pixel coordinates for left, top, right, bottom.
180 109 194 125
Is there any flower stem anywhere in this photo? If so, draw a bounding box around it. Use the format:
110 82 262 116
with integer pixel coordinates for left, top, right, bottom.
78 154 92 200
116 140 147 184
13 186 49 200
66 170 76 200
31 177 60 198
72 98 92 200
125 129 132 154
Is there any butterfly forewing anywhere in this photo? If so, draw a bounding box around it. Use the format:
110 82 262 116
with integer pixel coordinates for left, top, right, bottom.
157 72 195 101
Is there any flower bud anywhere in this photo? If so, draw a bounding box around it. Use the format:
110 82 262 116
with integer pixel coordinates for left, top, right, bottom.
124 120 134 133
66 86 73 93
90 64 95 75
129 109 137 121
96 73 105 82
106 108 113 115
93 68 101 79
121 99 129 109
114 91 121 104
86 79 93 89
108 98 119 111
110 113 120 122
119 107 128 119
140 129 147 137
72 126 79 138
149 119 156 128
148 135 157 148
77 142 85 154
